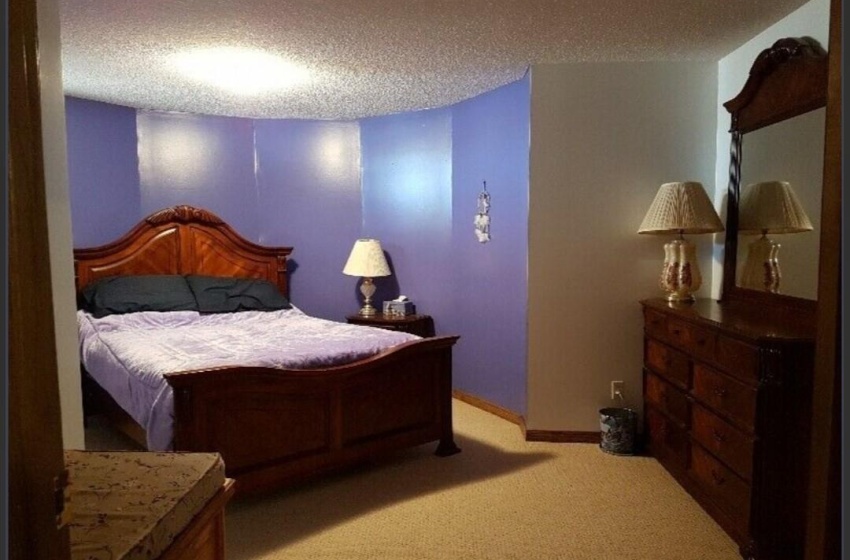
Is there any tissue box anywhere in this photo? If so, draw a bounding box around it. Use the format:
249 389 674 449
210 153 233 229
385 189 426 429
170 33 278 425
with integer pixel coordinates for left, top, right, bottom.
383 300 416 316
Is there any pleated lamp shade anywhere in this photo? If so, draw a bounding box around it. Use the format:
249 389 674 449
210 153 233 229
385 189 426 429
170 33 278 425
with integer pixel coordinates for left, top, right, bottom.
738 181 813 235
638 182 724 235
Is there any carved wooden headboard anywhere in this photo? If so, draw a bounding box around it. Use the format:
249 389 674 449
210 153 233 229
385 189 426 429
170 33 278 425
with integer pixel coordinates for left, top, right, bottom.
74 206 293 296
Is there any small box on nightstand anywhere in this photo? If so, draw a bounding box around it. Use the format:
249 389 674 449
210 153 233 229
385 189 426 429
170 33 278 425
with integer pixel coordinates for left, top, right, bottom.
383 300 416 316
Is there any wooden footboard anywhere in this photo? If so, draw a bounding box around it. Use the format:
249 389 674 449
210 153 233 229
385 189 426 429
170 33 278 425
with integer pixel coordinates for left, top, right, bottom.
165 336 460 496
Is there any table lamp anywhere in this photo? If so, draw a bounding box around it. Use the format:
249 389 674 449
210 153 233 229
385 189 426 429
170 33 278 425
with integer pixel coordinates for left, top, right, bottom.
738 181 813 293
343 239 391 316
638 181 724 302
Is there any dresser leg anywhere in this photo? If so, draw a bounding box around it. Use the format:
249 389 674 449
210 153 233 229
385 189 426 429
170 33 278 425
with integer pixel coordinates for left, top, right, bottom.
739 540 758 560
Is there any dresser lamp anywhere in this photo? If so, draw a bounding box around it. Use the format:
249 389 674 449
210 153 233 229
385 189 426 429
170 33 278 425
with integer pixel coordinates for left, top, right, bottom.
343 239 391 317
638 182 724 302
737 181 812 293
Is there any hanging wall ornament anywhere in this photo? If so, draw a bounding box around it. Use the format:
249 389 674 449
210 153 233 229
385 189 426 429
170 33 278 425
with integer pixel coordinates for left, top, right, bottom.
474 181 491 243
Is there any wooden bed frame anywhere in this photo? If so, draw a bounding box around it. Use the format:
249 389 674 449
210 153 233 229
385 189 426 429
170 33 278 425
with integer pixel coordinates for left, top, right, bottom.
74 205 460 496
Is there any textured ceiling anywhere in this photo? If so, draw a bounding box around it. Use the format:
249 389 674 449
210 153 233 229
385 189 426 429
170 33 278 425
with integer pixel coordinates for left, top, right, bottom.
59 0 808 119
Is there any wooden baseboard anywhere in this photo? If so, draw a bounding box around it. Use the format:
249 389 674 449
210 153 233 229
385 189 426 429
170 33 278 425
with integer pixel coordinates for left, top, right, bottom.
452 390 600 444
452 389 524 426
523 429 601 444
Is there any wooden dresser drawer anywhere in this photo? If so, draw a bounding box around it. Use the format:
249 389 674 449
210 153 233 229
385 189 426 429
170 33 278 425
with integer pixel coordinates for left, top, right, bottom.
646 407 688 472
667 319 716 362
644 308 668 340
715 335 759 383
690 444 751 530
692 364 757 432
645 339 690 389
645 371 689 427
691 404 754 480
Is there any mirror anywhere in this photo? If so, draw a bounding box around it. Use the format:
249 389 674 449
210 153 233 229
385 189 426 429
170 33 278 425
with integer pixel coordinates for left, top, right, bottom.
721 37 828 309
736 108 825 299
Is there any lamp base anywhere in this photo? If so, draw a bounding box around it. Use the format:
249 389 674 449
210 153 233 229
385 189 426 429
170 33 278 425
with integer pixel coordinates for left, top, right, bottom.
659 237 702 303
358 303 378 317
740 235 781 293
666 292 696 303
358 277 377 317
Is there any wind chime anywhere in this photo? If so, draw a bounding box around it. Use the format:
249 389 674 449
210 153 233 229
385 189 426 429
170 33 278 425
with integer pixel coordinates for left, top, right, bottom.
474 181 491 243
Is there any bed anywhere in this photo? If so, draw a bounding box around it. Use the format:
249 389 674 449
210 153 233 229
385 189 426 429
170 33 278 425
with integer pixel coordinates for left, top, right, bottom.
74 205 460 496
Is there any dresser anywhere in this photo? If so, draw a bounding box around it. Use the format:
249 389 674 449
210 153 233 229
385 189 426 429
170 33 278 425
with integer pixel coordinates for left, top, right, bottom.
641 298 815 560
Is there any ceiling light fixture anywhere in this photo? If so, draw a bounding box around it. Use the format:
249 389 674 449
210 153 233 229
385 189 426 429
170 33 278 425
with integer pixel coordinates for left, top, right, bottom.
169 47 311 95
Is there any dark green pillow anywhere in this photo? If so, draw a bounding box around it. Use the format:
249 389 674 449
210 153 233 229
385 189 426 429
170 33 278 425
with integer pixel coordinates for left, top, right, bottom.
185 275 291 313
81 275 198 318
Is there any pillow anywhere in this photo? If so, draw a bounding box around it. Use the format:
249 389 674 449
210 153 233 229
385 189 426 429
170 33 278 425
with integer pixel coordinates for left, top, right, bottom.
185 275 291 313
81 275 198 318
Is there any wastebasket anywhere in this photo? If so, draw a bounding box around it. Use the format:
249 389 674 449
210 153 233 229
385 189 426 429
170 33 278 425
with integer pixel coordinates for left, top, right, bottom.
599 407 637 456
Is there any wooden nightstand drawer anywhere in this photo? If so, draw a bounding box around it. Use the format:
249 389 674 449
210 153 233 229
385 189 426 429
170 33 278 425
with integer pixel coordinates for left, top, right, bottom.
690 445 751 530
692 364 757 432
646 407 688 472
346 314 435 337
691 404 754 480
645 371 689 427
645 339 690 389
667 319 716 361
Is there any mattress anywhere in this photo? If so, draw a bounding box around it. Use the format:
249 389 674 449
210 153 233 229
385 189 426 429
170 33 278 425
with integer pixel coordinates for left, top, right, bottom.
65 450 226 560
77 308 419 450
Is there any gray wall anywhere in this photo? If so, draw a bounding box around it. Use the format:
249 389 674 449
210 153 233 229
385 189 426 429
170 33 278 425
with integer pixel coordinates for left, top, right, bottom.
527 61 718 431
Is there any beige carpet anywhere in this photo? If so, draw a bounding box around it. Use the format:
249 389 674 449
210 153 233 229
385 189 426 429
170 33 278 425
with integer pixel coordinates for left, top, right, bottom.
221 400 739 560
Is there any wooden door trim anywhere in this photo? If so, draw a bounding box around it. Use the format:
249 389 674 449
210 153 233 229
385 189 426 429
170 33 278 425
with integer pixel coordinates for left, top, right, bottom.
9 0 72 557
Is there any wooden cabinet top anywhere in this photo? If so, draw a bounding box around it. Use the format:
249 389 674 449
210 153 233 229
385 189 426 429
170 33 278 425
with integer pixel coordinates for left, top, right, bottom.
346 313 431 325
641 298 816 343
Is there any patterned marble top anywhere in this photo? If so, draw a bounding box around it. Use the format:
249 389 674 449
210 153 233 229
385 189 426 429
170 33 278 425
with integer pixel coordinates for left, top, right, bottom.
65 450 225 560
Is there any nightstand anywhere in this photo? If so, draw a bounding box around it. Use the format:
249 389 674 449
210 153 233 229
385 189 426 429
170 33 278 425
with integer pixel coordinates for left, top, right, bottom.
346 314 435 337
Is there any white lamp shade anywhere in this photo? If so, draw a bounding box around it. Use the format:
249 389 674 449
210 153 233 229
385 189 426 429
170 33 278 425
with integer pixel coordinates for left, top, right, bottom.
738 181 813 234
638 182 724 235
343 239 391 277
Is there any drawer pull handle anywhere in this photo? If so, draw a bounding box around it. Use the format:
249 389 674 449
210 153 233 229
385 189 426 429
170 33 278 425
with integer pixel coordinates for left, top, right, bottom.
710 469 726 485
713 388 728 398
712 430 726 443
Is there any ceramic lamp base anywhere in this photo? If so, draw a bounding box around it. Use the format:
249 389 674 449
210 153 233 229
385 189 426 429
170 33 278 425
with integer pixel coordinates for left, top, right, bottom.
740 235 781 293
659 237 702 303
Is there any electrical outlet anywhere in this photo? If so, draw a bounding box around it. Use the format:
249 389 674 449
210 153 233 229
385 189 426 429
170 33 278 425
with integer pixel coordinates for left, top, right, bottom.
611 381 625 400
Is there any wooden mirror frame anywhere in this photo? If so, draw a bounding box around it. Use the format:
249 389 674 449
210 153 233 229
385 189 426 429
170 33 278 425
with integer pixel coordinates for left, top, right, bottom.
721 37 828 312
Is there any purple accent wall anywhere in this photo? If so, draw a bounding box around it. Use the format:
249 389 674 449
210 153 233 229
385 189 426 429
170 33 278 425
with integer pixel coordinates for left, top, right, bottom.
65 77 530 415
65 96 141 247
449 76 530 414
136 111 259 241
360 108 454 330
254 120 362 319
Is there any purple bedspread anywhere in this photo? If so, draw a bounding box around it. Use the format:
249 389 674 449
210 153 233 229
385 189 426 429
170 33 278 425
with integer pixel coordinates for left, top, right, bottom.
77 308 419 450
